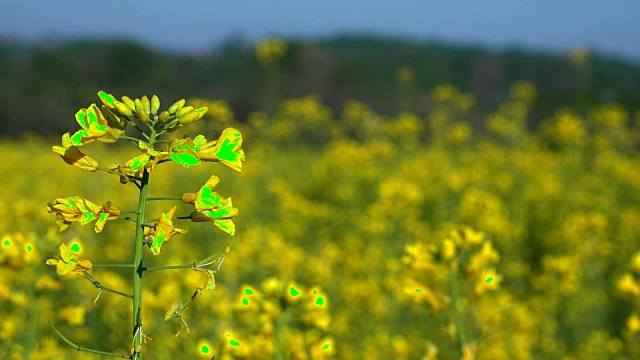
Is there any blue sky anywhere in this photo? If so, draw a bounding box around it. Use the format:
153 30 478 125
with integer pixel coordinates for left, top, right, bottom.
1 1 638 61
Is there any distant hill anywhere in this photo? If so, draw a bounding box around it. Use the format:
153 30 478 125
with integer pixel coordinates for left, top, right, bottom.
1 34 639 136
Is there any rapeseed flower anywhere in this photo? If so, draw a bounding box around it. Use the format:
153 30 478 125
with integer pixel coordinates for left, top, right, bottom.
143 206 187 255
52 133 99 172
194 128 245 173
47 196 120 233
183 175 238 235
68 104 127 146
46 243 92 276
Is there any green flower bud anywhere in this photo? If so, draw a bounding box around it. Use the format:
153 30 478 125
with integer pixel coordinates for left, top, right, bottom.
113 100 133 117
159 111 170 122
151 95 160 116
138 110 150 124
168 99 186 114
134 99 144 114
178 111 199 125
121 96 136 111
175 106 194 118
141 96 151 113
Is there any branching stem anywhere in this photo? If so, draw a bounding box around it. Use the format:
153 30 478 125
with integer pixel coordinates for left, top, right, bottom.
48 321 130 358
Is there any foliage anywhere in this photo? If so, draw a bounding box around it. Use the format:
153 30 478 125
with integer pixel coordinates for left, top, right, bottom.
2 35 640 136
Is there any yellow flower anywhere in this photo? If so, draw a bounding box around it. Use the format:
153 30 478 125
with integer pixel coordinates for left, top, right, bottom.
628 313 640 334
617 273 640 297
125 141 169 173
441 239 456 261
67 103 128 146
58 306 86 325
255 38 287 65
195 128 245 173
629 252 640 273
46 243 92 276
47 196 120 233
144 206 187 255
188 194 239 237
52 133 99 172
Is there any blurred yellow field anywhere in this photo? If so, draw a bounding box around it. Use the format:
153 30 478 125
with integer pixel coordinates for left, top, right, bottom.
2 83 640 359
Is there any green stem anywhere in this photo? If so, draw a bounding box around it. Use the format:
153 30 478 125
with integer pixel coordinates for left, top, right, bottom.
84 273 133 299
145 264 194 272
146 245 229 272
132 127 155 359
48 321 130 358
120 135 145 146
146 196 183 201
144 215 191 223
92 263 136 268
119 216 138 223
25 242 44 359
96 166 142 182
127 124 150 140
448 263 467 356
274 309 290 360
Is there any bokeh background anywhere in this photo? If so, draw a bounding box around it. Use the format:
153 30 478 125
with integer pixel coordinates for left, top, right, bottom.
1 1 640 359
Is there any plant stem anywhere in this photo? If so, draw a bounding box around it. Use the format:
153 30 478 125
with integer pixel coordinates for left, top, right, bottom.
84 273 133 299
145 264 194 271
48 321 130 358
96 166 142 182
448 263 467 357
120 135 145 147
132 167 150 359
146 196 183 201
92 263 136 268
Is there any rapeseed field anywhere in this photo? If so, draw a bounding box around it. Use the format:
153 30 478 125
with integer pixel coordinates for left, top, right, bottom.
1 82 640 359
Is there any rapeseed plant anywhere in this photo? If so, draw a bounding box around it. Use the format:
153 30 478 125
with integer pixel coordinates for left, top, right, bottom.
43 90 245 359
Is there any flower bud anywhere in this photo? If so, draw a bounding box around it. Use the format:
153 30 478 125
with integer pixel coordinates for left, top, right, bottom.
121 96 136 111
159 111 170 122
178 111 199 125
175 106 194 118
138 110 150 124
151 95 160 116
113 100 133 117
134 99 144 113
141 96 151 113
168 99 186 114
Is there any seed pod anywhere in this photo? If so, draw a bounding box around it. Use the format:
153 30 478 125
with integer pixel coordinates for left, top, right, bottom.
138 110 150 124
192 107 209 121
113 100 133 117
134 99 144 114
158 111 170 122
121 96 136 111
178 111 199 125
141 96 151 113
151 95 160 116
175 106 194 118
168 99 186 114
